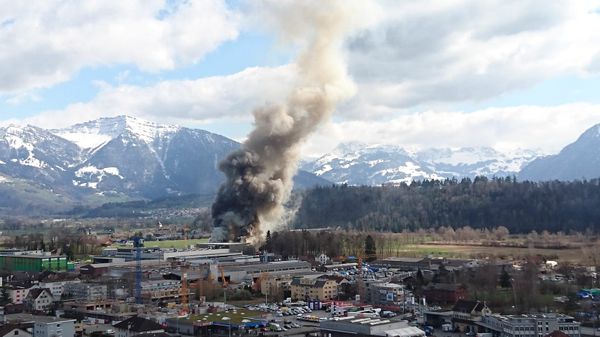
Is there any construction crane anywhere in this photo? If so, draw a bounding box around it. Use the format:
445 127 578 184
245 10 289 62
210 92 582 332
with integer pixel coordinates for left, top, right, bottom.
180 262 190 315
357 255 365 305
219 265 228 304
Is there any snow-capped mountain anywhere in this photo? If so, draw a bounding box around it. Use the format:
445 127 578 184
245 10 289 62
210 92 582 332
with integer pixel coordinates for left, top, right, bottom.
0 125 80 187
0 116 327 213
52 116 239 196
302 144 442 185
519 124 600 181
303 143 542 185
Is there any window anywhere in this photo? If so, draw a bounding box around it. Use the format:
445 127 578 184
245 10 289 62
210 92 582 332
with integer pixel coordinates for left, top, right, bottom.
14 331 19 335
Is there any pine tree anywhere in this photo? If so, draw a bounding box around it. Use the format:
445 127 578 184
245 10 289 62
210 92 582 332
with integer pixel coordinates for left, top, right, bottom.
365 235 376 261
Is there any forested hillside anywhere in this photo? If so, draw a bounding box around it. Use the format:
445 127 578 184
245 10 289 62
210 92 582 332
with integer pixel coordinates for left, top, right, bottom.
293 177 600 233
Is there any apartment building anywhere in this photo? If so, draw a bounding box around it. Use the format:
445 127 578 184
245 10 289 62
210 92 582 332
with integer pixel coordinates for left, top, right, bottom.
291 276 338 301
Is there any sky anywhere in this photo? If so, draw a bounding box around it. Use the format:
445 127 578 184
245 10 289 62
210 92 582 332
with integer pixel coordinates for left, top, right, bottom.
1 0 600 158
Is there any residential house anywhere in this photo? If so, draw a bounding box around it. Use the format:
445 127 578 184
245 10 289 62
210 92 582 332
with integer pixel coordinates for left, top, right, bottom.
37 273 81 302
24 288 53 313
0 325 31 337
6 285 34 305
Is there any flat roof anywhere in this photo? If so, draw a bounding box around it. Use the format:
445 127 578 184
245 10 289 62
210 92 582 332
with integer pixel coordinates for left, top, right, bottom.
0 254 65 259
32 316 76 324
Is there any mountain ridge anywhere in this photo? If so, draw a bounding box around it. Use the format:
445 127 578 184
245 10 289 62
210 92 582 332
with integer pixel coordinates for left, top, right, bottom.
519 124 600 181
0 116 328 215
302 143 543 185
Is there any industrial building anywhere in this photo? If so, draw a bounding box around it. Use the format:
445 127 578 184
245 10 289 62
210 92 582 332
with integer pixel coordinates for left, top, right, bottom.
478 314 581 337
320 317 425 337
0 252 73 272
216 260 312 283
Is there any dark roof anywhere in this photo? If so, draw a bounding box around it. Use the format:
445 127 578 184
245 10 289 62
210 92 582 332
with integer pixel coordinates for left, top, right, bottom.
452 299 484 313
313 280 327 288
26 288 51 300
113 316 164 332
0 325 27 337
545 331 571 337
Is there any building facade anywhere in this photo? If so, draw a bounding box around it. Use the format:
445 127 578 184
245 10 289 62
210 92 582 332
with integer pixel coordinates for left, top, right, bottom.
64 283 108 302
365 281 405 306
479 314 581 337
291 277 338 301
24 288 53 313
33 317 76 337
140 280 181 303
0 253 73 272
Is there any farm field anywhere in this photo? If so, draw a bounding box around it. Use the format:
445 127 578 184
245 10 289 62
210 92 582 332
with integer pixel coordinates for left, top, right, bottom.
394 243 586 263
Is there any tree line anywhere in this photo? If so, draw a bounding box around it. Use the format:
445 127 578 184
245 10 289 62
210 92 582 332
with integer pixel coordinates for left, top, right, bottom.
293 177 600 233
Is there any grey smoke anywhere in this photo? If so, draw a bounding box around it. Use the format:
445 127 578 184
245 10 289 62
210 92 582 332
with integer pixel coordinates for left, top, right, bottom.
210 0 374 243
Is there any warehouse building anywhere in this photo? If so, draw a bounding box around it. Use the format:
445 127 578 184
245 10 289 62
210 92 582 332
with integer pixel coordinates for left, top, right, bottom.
0 252 73 272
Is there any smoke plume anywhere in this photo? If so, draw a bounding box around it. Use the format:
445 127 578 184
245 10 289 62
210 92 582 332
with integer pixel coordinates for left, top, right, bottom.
210 0 371 243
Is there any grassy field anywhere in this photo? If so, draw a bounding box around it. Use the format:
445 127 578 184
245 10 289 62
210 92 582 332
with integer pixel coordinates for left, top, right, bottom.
112 238 209 249
394 243 586 262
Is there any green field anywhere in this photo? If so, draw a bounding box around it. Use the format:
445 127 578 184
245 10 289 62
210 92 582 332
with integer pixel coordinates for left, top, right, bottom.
393 243 586 263
189 309 264 325
113 238 209 249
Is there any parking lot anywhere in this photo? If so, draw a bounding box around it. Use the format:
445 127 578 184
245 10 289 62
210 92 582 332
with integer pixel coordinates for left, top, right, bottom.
240 302 334 334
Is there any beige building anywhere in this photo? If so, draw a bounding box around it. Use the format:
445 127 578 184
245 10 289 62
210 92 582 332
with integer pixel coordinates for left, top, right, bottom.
291 277 338 301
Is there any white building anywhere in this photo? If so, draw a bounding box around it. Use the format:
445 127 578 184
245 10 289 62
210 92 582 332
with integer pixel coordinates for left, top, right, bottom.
24 288 53 313
480 314 580 337
38 280 81 301
7 286 33 304
0 326 31 337
33 316 75 337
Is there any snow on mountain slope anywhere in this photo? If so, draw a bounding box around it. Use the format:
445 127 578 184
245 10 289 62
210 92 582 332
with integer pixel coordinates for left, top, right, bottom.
303 143 542 185
0 124 80 171
53 115 181 150
303 144 443 185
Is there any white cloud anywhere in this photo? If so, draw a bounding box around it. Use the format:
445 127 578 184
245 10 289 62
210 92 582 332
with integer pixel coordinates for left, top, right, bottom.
342 0 600 116
3 0 600 161
301 103 600 157
19 65 296 129
0 0 239 93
